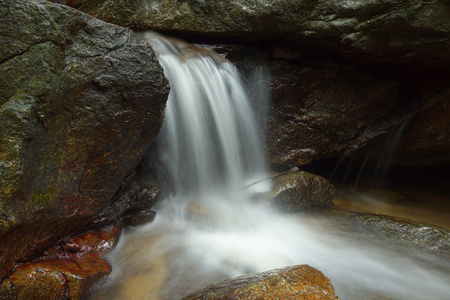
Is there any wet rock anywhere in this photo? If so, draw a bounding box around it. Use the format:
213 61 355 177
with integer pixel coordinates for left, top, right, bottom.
122 210 157 227
267 62 401 168
0 253 112 300
267 171 335 212
183 264 340 300
0 224 120 299
394 78 450 166
0 0 168 280
352 213 450 256
106 174 161 224
63 223 121 253
67 0 450 71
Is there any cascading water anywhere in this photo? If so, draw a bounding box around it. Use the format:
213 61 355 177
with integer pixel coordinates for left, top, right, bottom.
149 31 269 203
88 33 450 300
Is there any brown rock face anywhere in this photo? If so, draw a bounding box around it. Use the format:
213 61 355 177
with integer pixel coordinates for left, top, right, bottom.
183 264 340 300
0 224 120 299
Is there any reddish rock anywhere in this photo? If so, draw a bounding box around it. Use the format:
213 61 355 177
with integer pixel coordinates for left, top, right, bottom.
0 225 120 299
0 252 111 300
183 264 340 300
64 224 121 253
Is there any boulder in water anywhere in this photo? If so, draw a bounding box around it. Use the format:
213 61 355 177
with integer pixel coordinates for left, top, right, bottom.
0 0 168 280
352 213 450 256
266 171 335 213
182 264 340 300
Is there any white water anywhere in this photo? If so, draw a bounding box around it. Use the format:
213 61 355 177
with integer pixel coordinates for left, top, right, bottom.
89 33 450 300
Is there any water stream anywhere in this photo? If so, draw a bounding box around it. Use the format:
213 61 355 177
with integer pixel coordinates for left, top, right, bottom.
89 33 450 300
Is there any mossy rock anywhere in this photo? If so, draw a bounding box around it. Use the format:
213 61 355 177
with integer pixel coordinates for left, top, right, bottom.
0 0 168 280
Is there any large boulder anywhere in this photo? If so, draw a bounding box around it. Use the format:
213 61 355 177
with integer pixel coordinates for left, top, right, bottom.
66 0 450 70
183 264 340 300
0 0 168 279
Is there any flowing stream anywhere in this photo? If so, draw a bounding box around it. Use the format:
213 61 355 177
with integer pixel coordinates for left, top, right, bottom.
89 33 450 300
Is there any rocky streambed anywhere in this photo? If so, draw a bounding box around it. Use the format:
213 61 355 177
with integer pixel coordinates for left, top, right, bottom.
1 0 449 299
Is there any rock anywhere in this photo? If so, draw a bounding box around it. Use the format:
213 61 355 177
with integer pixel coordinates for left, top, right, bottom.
122 210 157 227
394 78 450 166
107 174 161 224
0 252 112 300
266 171 335 212
182 264 340 300
267 62 401 168
0 224 120 299
352 213 450 256
67 0 450 71
63 223 121 253
0 0 169 280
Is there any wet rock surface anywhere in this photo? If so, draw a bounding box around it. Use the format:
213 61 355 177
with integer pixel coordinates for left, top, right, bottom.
265 171 335 212
67 0 450 71
0 224 120 299
394 78 450 166
267 62 401 168
351 213 450 256
0 0 168 280
183 264 340 300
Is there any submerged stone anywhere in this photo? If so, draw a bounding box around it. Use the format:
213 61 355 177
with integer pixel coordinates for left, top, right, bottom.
183 264 340 300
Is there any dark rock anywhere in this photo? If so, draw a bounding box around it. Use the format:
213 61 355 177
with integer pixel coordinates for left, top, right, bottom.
352 213 450 256
122 210 156 227
266 171 335 212
267 62 401 168
183 264 340 300
394 79 450 166
67 0 450 71
0 0 168 279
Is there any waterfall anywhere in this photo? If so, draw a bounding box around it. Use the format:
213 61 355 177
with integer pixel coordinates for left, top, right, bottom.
88 33 450 300
141 32 271 229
